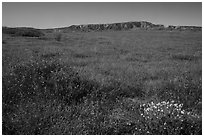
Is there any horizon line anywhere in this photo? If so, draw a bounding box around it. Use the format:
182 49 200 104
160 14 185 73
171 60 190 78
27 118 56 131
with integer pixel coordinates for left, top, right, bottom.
2 20 202 30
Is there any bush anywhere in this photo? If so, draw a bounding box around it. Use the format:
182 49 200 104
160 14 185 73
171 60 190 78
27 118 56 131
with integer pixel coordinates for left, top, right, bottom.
3 60 99 106
171 54 199 61
2 60 100 134
55 33 63 42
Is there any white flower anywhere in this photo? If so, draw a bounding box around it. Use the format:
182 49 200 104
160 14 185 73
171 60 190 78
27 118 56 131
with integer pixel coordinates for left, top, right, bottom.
179 104 183 108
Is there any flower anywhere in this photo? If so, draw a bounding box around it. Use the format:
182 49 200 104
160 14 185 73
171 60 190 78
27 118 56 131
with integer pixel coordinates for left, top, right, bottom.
139 100 200 121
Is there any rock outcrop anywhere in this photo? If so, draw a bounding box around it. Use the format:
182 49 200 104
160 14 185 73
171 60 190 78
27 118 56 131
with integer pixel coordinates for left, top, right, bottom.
45 21 202 33
63 21 165 32
167 25 201 31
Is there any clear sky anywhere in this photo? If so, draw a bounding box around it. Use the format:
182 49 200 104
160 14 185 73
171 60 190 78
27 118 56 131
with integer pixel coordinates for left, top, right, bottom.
2 2 202 29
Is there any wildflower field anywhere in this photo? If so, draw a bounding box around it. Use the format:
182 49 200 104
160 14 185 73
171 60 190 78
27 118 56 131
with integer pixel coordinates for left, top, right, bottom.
2 29 202 134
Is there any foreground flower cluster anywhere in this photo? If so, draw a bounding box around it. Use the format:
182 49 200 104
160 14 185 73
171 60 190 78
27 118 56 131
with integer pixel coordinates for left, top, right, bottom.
140 100 201 121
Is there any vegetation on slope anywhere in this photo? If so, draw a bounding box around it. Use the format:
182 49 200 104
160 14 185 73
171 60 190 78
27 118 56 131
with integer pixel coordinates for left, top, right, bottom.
2 29 202 135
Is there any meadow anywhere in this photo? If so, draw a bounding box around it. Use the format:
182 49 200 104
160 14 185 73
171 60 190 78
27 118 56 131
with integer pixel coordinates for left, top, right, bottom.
2 28 202 134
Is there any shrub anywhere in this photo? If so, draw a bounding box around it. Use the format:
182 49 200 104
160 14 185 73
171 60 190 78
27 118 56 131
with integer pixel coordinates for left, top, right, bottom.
55 33 63 42
41 52 61 59
2 60 100 134
171 54 199 61
3 60 99 106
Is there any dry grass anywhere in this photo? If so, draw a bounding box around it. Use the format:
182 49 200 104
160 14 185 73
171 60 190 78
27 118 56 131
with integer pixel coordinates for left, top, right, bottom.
2 29 202 134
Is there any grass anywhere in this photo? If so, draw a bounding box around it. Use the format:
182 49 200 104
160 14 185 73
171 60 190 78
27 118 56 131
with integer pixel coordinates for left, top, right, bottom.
2 29 202 134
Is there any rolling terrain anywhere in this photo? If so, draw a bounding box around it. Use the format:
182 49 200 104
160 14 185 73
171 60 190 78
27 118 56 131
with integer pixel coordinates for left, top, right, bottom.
2 25 202 134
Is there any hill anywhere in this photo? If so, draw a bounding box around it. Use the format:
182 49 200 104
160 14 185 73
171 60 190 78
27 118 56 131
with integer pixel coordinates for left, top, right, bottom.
46 21 202 32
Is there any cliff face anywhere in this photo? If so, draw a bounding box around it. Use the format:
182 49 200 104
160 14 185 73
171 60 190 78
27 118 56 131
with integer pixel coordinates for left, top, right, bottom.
45 21 201 33
66 21 165 32
167 25 201 31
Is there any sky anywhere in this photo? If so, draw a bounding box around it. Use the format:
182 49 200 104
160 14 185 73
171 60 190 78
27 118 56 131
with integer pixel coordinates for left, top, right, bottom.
2 2 202 29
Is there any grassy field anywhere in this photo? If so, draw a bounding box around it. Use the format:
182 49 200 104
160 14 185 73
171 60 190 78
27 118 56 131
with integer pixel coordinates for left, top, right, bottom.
2 29 202 134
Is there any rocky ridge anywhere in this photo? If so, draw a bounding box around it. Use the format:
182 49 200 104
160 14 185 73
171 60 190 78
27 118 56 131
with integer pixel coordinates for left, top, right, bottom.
55 21 201 32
